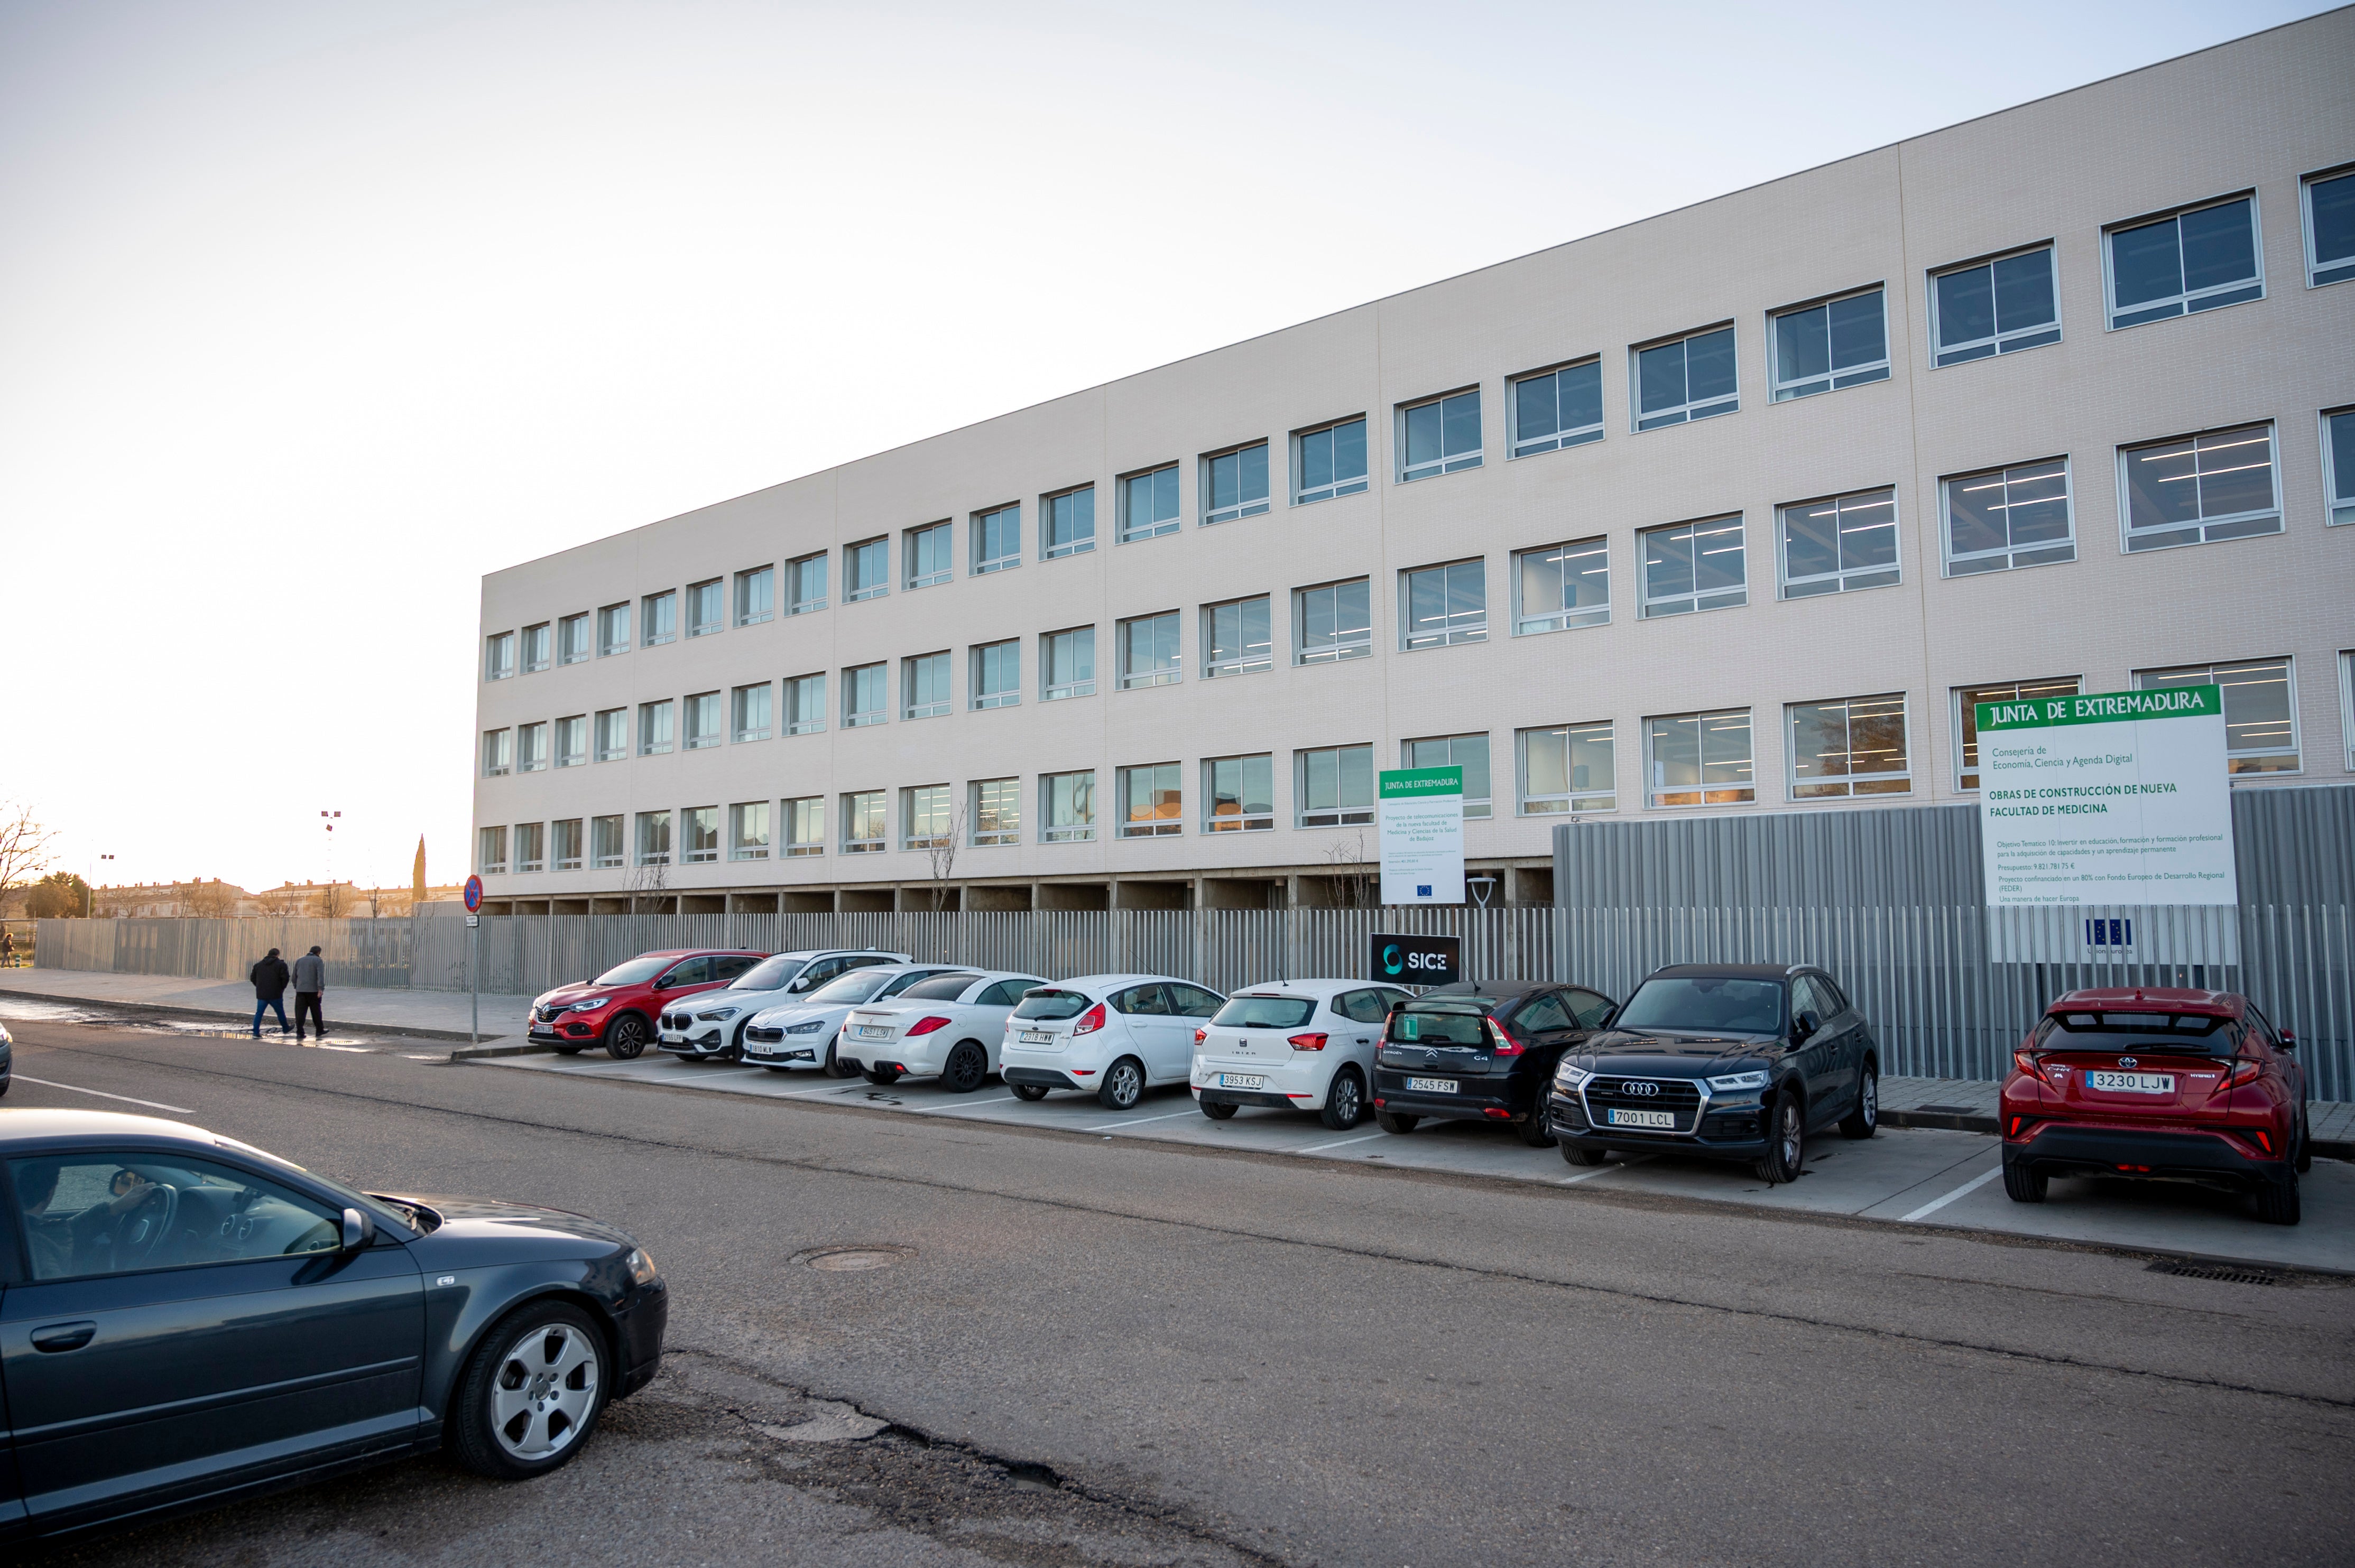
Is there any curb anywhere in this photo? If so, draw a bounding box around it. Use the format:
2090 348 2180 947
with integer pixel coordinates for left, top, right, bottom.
0 988 518 1047
1879 1105 2352 1162
448 1041 561 1061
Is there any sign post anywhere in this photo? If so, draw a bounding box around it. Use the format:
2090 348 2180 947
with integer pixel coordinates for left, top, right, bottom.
1377 766 1465 905
463 876 484 1045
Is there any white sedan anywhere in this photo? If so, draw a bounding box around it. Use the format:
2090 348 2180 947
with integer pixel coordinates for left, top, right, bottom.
1190 979 1410 1130
999 974 1226 1111
835 970 1048 1091
740 964 970 1074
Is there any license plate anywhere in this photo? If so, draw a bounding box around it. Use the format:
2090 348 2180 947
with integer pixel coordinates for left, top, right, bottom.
1220 1073 1267 1090
530 1024 553 1036
2088 1070 2175 1093
1020 1031 1055 1044
1607 1108 1675 1129
746 1042 774 1055
856 1024 889 1038
1406 1077 1458 1093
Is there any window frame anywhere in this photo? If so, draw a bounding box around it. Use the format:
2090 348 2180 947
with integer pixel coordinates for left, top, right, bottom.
2134 658 2302 775
1785 692 1912 801
1292 415 1370 506
484 631 515 682
902 651 952 720
681 805 720 865
481 728 512 778
1643 708 1756 809
841 790 887 854
516 720 548 773
906 521 953 589
1776 487 1900 599
783 672 826 736
972 504 1021 575
554 714 587 769
782 796 825 858
1399 558 1487 651
1116 762 1184 838
1041 769 1097 843
1116 611 1181 690
1200 440 1272 525
843 662 887 728
2116 422 2282 552
686 578 724 638
1295 743 1374 828
2340 650 2355 772
1513 536 1610 635
1041 625 1096 701
641 589 677 646
786 552 829 615
731 682 771 743
1042 483 1096 559
1639 515 1747 618
477 824 508 875
972 638 1021 709
1927 242 2062 367
1940 457 2076 576
594 707 627 763
1202 753 1275 833
1118 463 1180 543
592 814 624 869
552 817 584 871
1766 285 1890 401
2102 190 2265 330
971 777 1021 846
902 784 953 850
557 611 591 665
515 821 545 875
1402 733 1492 820
520 622 550 674
1516 722 1614 815
634 810 671 867
2305 164 2355 288
1202 594 1273 679
1396 387 1483 482
1630 323 1738 430
730 801 771 861
2322 406 2355 527
638 699 675 756
1508 358 1605 459
735 565 774 626
1951 676 2080 791
844 537 889 602
1295 577 1372 665
596 602 631 656
682 690 723 750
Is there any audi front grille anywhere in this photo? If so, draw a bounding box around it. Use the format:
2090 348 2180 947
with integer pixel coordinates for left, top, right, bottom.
1581 1077 1704 1135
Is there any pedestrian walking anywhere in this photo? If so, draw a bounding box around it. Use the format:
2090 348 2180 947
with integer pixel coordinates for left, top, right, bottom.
292 945 328 1041
1 930 16 968
250 947 291 1036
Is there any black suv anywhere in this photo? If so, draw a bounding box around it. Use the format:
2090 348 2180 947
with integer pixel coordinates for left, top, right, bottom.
1372 980 1617 1146
1548 963 1878 1183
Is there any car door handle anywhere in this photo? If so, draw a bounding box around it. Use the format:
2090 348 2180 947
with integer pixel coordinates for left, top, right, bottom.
31 1321 96 1353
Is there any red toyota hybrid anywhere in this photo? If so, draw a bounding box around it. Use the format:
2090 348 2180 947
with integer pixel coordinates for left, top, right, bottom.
2000 987 2309 1224
528 949 767 1060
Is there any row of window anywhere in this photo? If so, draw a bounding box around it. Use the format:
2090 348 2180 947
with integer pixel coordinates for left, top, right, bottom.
475 653 2351 874
482 168 2355 683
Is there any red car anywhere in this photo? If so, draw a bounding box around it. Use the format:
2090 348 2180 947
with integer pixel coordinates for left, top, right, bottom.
2001 987 2310 1224
528 949 767 1060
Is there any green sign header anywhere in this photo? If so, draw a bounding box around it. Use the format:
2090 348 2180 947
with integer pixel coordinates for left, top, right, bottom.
1378 766 1464 800
1976 685 2220 735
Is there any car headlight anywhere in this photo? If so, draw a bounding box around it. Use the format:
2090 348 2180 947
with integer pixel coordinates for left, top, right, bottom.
786 1018 827 1034
571 996 611 1012
625 1247 660 1287
1554 1062 1593 1089
700 1007 740 1021
1707 1070 1771 1092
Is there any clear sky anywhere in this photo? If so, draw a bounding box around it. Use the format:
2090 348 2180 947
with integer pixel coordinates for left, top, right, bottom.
0 0 2328 895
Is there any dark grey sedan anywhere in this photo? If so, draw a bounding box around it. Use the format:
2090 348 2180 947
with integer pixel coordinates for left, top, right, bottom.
0 1108 668 1544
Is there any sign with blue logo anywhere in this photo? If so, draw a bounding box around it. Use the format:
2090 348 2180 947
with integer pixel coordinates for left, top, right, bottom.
1378 767 1464 905
1371 932 1460 987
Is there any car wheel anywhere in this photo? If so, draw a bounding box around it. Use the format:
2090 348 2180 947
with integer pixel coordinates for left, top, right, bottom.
1199 1098 1237 1121
1319 1068 1366 1131
1839 1062 1879 1139
822 1036 854 1078
1097 1057 1144 1111
2001 1155 2047 1204
941 1042 988 1094
863 1066 900 1085
605 1015 648 1061
1513 1092 1558 1148
2295 1106 2313 1174
1560 1141 1608 1167
448 1300 609 1480
1375 1109 1418 1135
1753 1092 1804 1184
727 1024 749 1063
1010 1082 1050 1101
2255 1170 2302 1226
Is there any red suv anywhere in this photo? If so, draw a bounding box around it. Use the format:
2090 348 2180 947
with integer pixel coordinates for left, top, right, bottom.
2001 987 2310 1224
528 949 767 1060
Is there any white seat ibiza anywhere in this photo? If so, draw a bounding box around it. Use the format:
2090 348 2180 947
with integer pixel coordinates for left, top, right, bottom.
999 974 1226 1111
1190 980 1411 1130
740 964 968 1075
835 970 1047 1091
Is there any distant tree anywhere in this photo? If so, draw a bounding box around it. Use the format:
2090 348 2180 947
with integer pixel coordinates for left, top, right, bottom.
26 872 89 920
316 882 353 918
0 804 58 907
255 884 303 917
1323 831 1375 909
187 879 238 918
921 803 966 911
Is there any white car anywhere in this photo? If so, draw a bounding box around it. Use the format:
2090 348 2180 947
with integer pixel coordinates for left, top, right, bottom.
1190 979 1410 1130
656 948 911 1061
835 970 1048 1091
740 964 968 1074
999 973 1226 1111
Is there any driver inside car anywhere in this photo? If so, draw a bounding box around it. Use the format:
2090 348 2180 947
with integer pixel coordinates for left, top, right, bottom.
15 1159 160 1279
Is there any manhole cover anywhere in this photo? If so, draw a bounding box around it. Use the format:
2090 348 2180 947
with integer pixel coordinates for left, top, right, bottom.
798 1246 913 1272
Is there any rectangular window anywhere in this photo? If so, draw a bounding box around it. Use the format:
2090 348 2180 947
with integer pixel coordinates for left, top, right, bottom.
597 602 631 656
554 715 586 769
552 817 584 871
1646 709 1754 808
558 612 591 665
681 805 719 864
1404 734 1491 819
904 784 952 849
1633 325 1737 429
1954 678 2079 791
2323 407 2355 526
482 728 512 778
1640 516 1746 617
1296 578 1372 664
1510 360 1604 458
1118 763 1182 837
1788 693 1910 799
845 537 889 601
683 691 722 750
787 552 828 615
2307 165 2355 287
1295 416 1369 504
1779 488 1898 597
1401 560 1486 649
903 652 951 719
972 778 1021 846
1120 465 1180 542
1297 744 1374 827
1042 626 1096 700
1942 459 2075 574
1930 245 2060 365
732 682 771 743
686 579 723 638
478 824 507 875
2120 423 2280 551
484 632 515 681
520 623 550 674
1203 441 1270 524
842 791 886 853
1769 287 1889 400
1514 538 1609 634
2107 193 2263 328
1203 595 1272 678
639 699 674 756
1517 723 1613 814
514 821 546 873
844 663 886 727
972 505 1020 574
907 521 952 588
1043 485 1095 558
1119 611 1180 689
592 813 624 869
635 810 671 866
730 801 770 860
642 590 677 646
1042 770 1096 842
594 708 627 763
2137 658 2299 773
1399 389 1482 481
2343 651 2355 771
972 639 1021 708
735 566 774 626
516 721 548 773
783 796 824 857
1203 754 1274 832
784 673 826 735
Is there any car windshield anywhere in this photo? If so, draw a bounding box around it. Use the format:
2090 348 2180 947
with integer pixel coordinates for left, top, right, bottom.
591 956 669 987
1012 989 1091 1021
1386 1005 1490 1046
2033 1011 2237 1056
900 974 981 1001
730 955 805 991
1212 996 1317 1029
1615 977 1784 1034
807 969 895 1004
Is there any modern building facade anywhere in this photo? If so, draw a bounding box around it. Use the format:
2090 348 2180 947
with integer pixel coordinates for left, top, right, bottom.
473 11 2355 916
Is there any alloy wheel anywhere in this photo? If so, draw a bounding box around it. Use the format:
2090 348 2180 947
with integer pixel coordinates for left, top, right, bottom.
488 1320 602 1462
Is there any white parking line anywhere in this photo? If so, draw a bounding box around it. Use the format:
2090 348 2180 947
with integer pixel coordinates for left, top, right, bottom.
909 1093 1018 1113
1087 1107 1206 1131
14 1077 193 1114
1900 1164 2003 1222
1298 1130 1388 1154
1559 1154 1655 1185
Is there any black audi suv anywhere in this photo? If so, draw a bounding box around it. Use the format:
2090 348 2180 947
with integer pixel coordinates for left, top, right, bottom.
1546 963 1880 1182
1372 980 1618 1146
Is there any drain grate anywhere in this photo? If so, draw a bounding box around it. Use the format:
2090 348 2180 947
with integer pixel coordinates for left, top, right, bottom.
2146 1260 2281 1286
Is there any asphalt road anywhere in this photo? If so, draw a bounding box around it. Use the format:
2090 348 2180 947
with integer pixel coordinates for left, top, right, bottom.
8 1016 2355 1568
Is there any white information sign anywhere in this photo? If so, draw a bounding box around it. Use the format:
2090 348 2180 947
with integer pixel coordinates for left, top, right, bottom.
1977 685 2237 906
1378 766 1464 905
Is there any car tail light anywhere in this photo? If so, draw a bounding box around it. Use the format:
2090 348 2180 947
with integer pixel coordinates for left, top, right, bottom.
2247 1127 2274 1154
2228 1057 2261 1087
1194 1027 1207 1045
906 1016 952 1036
1485 1017 1525 1056
1288 1033 1329 1051
2014 1049 2036 1074
1073 1003 1106 1036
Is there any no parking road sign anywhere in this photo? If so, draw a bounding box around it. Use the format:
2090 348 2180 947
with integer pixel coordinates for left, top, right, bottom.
463 875 483 913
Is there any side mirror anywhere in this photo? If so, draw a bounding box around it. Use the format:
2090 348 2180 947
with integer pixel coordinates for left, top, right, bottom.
2278 1029 2296 1051
340 1208 375 1251
1793 1009 1822 1043
1596 1007 1618 1030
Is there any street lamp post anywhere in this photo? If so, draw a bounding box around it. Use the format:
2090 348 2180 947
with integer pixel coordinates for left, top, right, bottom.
87 853 115 917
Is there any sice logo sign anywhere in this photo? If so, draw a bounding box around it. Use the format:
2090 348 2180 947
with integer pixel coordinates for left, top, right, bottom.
1370 933 1460 986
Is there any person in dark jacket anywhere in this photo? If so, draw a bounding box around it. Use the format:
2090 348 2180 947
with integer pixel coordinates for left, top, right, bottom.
292 945 328 1040
250 948 291 1036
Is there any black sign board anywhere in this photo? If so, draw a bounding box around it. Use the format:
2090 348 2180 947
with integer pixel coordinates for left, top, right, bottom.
1370 932 1461 987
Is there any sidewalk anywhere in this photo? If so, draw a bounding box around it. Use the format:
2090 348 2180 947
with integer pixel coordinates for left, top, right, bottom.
0 968 537 1042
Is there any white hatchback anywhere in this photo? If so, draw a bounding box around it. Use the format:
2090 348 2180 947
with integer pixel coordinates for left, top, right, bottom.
999 974 1226 1111
1190 980 1410 1130
835 970 1047 1092
740 964 969 1075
